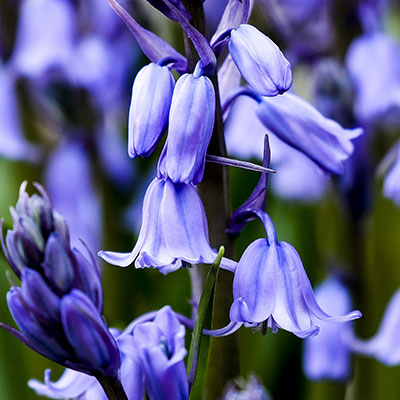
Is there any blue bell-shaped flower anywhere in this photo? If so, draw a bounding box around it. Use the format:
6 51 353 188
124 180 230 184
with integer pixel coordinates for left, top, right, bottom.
99 177 234 273
128 63 175 158
159 71 215 184
230 211 361 338
229 24 292 96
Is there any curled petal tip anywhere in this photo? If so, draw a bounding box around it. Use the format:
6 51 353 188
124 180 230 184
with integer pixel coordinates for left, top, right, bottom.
98 250 135 267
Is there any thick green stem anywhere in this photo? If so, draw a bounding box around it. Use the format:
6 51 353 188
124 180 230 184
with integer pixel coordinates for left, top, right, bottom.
181 1 239 398
95 373 128 400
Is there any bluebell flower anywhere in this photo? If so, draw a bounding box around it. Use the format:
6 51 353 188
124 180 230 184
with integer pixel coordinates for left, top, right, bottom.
11 0 75 78
303 276 355 381
99 177 235 273
28 328 144 399
45 139 101 254
223 374 271 400
0 67 39 161
256 92 363 174
346 32 400 123
228 24 293 96
1 182 120 377
158 71 215 184
119 306 189 400
230 212 361 338
224 95 329 201
128 63 175 158
383 142 400 207
346 288 400 366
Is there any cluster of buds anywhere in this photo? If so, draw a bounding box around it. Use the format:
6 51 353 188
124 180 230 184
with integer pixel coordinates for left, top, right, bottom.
1 182 120 378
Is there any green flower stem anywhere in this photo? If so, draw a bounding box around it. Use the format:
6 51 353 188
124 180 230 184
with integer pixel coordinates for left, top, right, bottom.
187 247 224 396
181 2 239 399
94 373 128 400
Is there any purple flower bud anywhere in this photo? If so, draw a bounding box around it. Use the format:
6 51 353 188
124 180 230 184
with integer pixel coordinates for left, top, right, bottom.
229 24 292 96
130 306 188 400
7 287 70 362
230 212 361 338
43 233 74 294
1 182 117 377
159 73 215 184
303 277 354 381
61 290 120 377
72 248 103 312
256 92 363 174
128 63 175 158
21 268 61 325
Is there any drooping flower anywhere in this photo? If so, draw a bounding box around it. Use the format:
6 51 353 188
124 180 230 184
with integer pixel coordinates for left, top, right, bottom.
1 182 120 377
303 276 355 381
119 306 189 400
99 177 235 274
228 24 293 96
255 92 363 174
346 288 400 366
346 32 400 123
224 95 329 201
229 211 361 338
128 63 175 158
158 71 215 184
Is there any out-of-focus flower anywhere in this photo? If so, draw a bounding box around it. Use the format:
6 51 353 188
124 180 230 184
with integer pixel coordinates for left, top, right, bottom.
346 32 400 123
303 276 355 381
120 306 189 400
0 67 39 161
11 0 75 78
346 288 400 366
230 211 361 338
222 374 271 400
128 63 175 159
383 142 400 207
256 92 363 174
224 95 329 201
229 24 292 96
99 177 235 274
159 71 215 184
45 139 101 254
1 183 119 377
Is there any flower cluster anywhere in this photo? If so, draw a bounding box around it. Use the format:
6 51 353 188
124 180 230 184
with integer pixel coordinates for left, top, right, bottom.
4 0 400 398
1 183 119 378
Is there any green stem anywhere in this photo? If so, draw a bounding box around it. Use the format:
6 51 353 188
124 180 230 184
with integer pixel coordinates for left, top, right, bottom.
181 1 239 399
187 247 224 394
95 373 129 400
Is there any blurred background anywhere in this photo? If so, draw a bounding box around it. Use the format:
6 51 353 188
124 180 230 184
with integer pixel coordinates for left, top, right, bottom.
1 0 400 398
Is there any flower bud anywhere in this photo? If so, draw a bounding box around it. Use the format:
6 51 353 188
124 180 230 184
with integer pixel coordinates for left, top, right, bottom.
7 287 70 362
128 63 175 158
61 290 120 377
159 73 215 184
42 233 74 294
229 24 292 96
